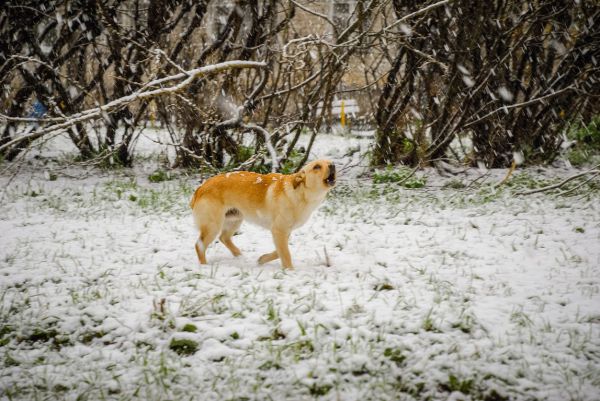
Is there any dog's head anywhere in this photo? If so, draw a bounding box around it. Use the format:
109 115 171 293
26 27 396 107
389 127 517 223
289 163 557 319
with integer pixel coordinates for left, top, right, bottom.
294 159 336 190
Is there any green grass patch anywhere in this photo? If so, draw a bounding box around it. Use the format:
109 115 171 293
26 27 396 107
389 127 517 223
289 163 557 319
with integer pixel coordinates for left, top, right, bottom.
79 330 106 344
373 166 427 188
148 169 173 183
440 374 475 395
308 383 333 397
181 324 198 333
169 338 199 356
21 327 71 349
384 347 406 366
258 360 282 370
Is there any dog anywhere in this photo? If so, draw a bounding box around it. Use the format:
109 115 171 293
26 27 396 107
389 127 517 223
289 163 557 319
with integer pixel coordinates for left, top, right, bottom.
190 160 336 269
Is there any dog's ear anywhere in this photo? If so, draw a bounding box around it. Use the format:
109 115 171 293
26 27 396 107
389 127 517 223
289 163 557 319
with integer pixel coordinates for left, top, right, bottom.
293 170 306 189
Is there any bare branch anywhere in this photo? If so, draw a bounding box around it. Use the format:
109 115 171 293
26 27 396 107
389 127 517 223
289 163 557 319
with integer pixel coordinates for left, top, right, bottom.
290 0 336 28
242 123 279 172
382 0 451 33
0 60 266 154
463 86 575 129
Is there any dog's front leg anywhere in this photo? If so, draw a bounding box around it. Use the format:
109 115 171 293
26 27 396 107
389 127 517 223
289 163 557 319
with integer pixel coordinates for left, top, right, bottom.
271 228 293 269
258 251 278 265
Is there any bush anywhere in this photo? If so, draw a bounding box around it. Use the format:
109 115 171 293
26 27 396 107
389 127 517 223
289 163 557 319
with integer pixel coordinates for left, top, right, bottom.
566 116 600 166
279 150 305 175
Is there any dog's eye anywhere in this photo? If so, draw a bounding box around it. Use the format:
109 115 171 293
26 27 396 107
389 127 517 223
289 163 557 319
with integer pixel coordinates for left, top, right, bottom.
313 165 322 170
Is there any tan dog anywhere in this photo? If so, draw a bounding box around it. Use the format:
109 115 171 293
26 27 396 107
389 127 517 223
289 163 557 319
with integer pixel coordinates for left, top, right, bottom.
190 160 336 269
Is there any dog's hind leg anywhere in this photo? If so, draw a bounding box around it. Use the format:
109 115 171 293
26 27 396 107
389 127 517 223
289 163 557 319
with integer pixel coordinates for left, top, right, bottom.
193 200 223 265
195 236 207 264
258 251 278 265
196 221 221 264
220 215 242 257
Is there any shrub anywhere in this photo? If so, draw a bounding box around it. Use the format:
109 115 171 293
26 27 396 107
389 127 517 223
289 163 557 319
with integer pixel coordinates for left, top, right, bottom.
566 116 600 166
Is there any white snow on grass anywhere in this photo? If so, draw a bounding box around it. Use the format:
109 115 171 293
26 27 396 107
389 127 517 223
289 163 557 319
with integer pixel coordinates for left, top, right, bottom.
1 135 599 401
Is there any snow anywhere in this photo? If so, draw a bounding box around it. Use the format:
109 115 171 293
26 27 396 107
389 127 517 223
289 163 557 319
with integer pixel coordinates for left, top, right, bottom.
462 75 475 88
0 133 599 400
399 23 413 36
513 151 525 165
457 64 471 76
498 86 514 102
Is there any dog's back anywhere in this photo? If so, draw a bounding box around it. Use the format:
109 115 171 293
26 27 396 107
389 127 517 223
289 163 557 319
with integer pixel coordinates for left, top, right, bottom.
190 171 285 208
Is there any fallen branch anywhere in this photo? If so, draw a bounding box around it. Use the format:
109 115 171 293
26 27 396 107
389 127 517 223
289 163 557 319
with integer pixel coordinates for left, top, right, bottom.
0 60 266 154
516 164 600 195
557 172 599 196
0 114 66 123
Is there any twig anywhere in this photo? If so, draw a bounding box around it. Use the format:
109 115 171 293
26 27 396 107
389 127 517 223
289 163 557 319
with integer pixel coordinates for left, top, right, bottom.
466 170 491 189
323 245 331 267
396 164 421 186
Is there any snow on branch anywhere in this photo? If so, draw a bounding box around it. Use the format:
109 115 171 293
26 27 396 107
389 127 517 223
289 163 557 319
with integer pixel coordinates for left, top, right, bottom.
383 0 450 34
0 60 267 153
243 123 279 172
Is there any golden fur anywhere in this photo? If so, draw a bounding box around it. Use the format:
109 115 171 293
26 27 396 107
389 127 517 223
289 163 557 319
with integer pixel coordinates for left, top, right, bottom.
190 160 336 269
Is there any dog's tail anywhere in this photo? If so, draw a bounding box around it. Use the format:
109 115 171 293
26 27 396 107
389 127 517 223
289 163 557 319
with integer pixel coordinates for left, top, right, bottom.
189 187 202 209
190 188 204 232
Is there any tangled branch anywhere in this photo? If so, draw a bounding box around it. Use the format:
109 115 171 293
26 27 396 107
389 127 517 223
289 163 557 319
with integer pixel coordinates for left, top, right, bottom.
0 60 266 154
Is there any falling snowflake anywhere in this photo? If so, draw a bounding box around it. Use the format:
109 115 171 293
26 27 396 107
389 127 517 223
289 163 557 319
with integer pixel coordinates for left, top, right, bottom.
462 76 475 87
513 151 525 165
498 86 514 102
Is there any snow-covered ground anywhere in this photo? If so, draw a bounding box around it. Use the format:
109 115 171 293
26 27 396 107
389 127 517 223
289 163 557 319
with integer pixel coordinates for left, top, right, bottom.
1 132 599 401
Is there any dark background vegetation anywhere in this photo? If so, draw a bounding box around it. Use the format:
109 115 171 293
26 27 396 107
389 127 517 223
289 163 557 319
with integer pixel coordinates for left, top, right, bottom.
1 0 598 171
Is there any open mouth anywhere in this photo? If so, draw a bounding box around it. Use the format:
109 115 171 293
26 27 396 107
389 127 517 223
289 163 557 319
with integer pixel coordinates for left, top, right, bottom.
324 164 336 186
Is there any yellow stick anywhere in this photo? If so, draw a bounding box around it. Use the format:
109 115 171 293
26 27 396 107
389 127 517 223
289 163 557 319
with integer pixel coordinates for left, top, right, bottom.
499 159 517 186
340 100 346 128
